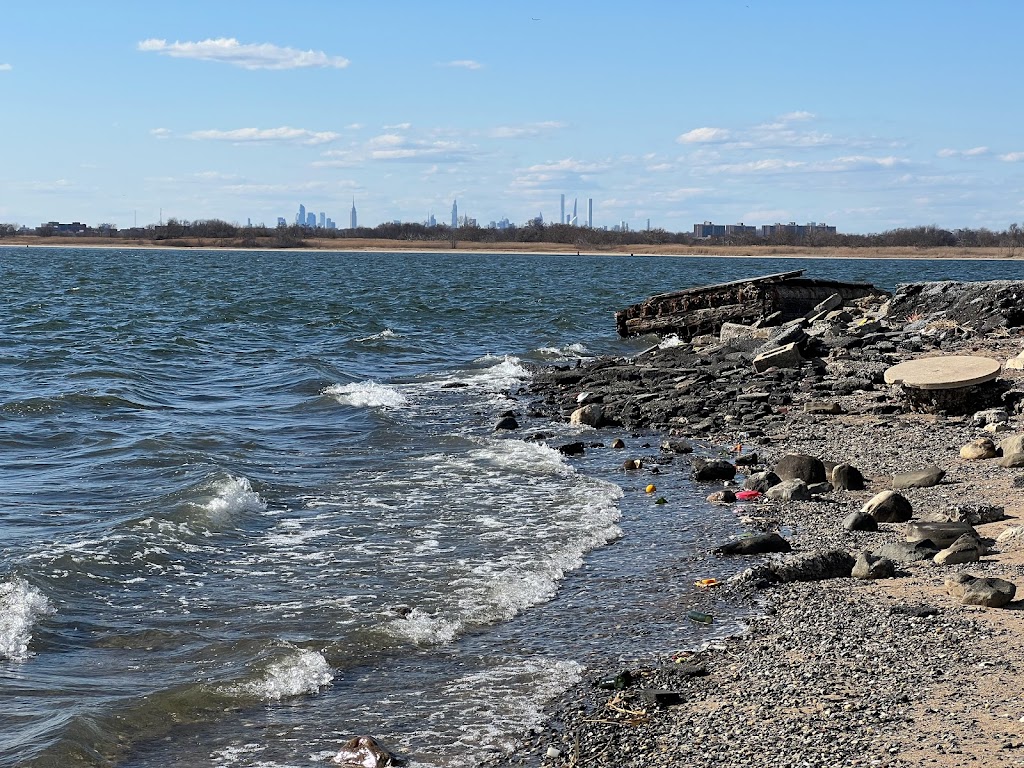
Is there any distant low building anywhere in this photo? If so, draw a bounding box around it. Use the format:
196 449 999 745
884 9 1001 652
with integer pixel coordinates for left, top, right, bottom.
42 221 88 234
761 221 837 239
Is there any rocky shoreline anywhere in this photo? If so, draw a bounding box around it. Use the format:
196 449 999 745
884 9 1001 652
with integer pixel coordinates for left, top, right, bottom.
490 280 1024 768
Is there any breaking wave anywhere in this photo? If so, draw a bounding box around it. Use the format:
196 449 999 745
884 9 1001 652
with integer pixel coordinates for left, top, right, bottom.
324 381 409 408
0 578 54 661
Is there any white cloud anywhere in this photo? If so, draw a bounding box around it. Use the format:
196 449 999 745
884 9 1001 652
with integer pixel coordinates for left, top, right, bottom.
489 121 566 139
677 127 731 144
137 38 349 70
187 127 340 145
1000 152 1024 162
440 59 482 70
779 111 815 122
829 155 907 169
382 122 412 131
716 159 806 174
524 158 609 174
150 128 171 139
938 146 989 158
0 63 11 72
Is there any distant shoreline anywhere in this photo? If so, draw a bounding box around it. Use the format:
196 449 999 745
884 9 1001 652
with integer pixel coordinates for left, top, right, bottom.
2 235 1022 261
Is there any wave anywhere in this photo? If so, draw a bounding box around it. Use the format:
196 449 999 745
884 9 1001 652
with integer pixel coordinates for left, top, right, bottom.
200 475 267 525
355 328 397 342
534 342 589 358
323 381 409 409
0 578 54 661
459 355 532 391
221 647 334 701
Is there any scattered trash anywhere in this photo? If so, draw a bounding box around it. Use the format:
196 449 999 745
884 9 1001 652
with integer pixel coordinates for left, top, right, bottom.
735 490 762 501
687 610 714 625
655 496 668 504
546 746 561 759
694 578 719 589
597 670 634 690
645 483 656 493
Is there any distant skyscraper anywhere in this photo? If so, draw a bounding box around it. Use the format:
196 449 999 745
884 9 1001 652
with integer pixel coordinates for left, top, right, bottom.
306 212 316 228
451 200 458 228
297 203 306 226
588 198 593 228
277 217 287 227
318 212 325 228
350 198 357 229
560 194 565 226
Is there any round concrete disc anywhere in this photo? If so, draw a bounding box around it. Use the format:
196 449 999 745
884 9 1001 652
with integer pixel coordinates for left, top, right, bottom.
883 356 1001 390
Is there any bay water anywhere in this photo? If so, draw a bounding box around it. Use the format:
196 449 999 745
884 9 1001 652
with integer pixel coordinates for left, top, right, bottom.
2 247 1022 767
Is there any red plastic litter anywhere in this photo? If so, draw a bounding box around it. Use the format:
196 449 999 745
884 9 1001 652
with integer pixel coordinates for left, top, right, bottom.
735 490 761 500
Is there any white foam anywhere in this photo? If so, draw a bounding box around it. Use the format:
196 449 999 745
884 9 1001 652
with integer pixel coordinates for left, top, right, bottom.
228 649 334 701
386 608 461 646
464 355 531 391
535 342 589 358
204 476 266 524
355 328 396 342
0 578 54 661
658 334 684 348
467 438 572 476
324 381 409 409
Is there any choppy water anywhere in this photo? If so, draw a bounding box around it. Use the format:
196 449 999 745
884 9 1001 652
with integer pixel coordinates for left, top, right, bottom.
3 246 1022 768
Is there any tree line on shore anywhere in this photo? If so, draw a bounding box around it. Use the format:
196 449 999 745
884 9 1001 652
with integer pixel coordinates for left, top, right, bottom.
2 219 1024 253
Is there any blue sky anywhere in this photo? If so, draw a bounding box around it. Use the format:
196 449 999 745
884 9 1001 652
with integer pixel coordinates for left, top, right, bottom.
3 0 1024 234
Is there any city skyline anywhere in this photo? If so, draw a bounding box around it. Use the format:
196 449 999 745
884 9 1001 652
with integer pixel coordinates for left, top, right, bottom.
2 2 1024 234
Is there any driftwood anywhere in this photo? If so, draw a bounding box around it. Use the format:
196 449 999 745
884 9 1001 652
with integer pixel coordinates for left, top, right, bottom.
615 270 884 339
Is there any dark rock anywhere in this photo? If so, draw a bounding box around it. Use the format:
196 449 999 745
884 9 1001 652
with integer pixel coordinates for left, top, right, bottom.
875 540 941 563
831 462 865 491
706 489 737 504
332 736 398 768
889 605 940 618
744 471 781 492
611 438 626 449
494 416 519 431
660 438 693 454
774 453 827 484
807 481 834 496
557 441 585 456
691 457 736 482
734 452 760 466
640 689 683 707
714 532 792 556
862 490 913 523
892 465 945 489
742 549 856 584
804 401 845 415
843 511 878 532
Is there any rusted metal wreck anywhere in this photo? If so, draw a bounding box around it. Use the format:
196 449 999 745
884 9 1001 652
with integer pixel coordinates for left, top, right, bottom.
615 269 884 339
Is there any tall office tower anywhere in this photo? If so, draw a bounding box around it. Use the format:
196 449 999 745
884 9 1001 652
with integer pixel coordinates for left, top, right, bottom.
297 203 306 226
307 212 316 228
647 218 651 231
588 198 593 228
560 194 565 226
277 217 287 227
451 200 458 228
319 212 326 228
350 198 357 229
571 198 578 226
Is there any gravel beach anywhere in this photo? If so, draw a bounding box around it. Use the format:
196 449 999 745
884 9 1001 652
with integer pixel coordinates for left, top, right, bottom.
492 280 1024 768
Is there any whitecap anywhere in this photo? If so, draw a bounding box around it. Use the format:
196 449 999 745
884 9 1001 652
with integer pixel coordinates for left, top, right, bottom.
204 476 267 525
0 578 54 661
658 334 684 348
355 328 396 342
462 355 532 391
535 342 589 358
385 608 461 647
324 381 409 409
226 648 334 701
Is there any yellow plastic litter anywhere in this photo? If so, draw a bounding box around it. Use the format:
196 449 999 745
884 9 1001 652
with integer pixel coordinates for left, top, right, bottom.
694 578 719 589
645 484 656 494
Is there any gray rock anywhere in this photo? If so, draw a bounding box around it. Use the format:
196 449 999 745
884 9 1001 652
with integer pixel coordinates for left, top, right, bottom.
332 736 397 768
774 453 827 484
892 465 945 489
945 573 1016 608
744 471 781 492
997 452 1024 468
875 539 940 563
804 401 845 415
843 511 878 532
714 532 792 556
691 457 736 482
742 550 856 584
862 490 913 523
905 521 979 549
852 551 897 580
972 408 1009 427
767 478 812 502
998 433 1024 457
831 463 865 491
706 489 737 504
753 342 804 373
917 503 1005 526
807 481 834 496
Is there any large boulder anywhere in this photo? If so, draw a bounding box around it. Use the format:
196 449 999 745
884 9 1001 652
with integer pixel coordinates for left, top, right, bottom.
740 550 856 585
570 404 604 427
905 521 978 549
945 573 1016 608
852 551 897 580
933 534 983 566
332 736 398 767
767 479 811 502
998 433 1024 457
691 457 737 482
862 490 913 523
875 539 940 563
744 471 781 492
843 510 878 532
831 463 865 491
774 454 827 484
960 438 997 461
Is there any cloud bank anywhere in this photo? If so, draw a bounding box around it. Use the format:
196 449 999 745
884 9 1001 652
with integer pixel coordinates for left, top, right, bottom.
138 38 349 70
